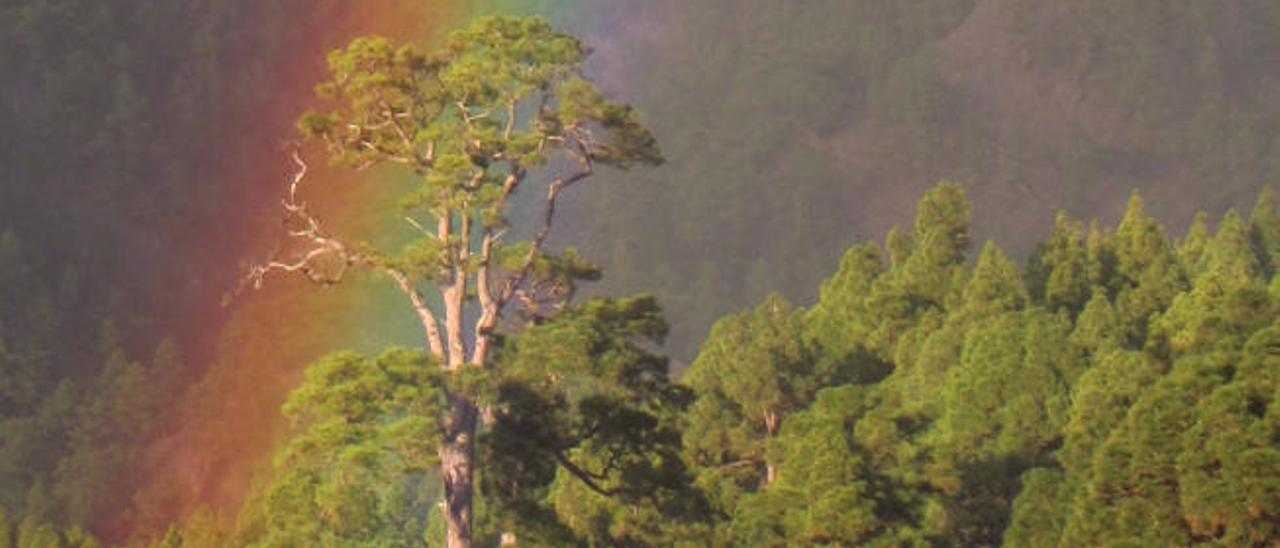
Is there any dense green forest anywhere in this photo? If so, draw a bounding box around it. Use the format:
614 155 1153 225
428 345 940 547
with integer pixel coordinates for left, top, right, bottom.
15 183 1280 546
3 0 1280 546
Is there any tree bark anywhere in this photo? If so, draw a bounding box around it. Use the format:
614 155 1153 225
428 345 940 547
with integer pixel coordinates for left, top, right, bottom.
763 409 780 488
441 394 478 548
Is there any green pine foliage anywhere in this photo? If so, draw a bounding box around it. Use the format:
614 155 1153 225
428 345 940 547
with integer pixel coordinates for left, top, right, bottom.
206 297 699 548
232 350 446 547
675 183 1280 547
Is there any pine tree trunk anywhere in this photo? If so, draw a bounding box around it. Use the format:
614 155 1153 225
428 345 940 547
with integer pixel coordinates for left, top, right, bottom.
763 409 780 488
441 394 478 548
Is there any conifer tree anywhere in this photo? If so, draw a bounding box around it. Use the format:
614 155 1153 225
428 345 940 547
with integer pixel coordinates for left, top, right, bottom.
1002 468 1070 547
1180 211 1211 276
956 242 1027 322
1112 192 1188 345
806 243 886 380
1037 212 1091 314
242 17 661 547
1070 292 1123 355
1178 326 1280 543
731 385 885 546
684 294 815 502
899 181 971 307
1250 186 1280 275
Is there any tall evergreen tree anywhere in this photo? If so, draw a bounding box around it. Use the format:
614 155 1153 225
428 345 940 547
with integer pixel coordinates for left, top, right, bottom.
684 294 815 514
243 17 661 547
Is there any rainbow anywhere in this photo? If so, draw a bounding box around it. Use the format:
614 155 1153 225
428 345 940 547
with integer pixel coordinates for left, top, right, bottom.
118 1 608 541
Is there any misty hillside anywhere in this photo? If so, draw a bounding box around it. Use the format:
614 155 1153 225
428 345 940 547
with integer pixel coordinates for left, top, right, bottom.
3 0 1278 361
564 0 1280 358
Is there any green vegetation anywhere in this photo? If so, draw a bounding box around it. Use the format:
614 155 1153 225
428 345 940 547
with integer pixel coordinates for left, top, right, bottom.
4 2 1280 546
686 182 1280 546
0 1 383 540
133 182 1280 546
241 16 668 547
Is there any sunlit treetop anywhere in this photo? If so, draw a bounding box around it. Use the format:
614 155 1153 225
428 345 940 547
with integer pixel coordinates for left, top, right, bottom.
249 16 663 371
299 16 660 180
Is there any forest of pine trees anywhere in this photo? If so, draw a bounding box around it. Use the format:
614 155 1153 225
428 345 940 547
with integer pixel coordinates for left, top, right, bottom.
5 1 1280 546
679 183 1280 546
8 183 1280 545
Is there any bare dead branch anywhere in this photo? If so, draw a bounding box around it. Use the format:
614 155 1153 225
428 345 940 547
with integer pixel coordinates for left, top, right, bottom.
239 152 364 292
495 135 594 309
237 151 451 360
